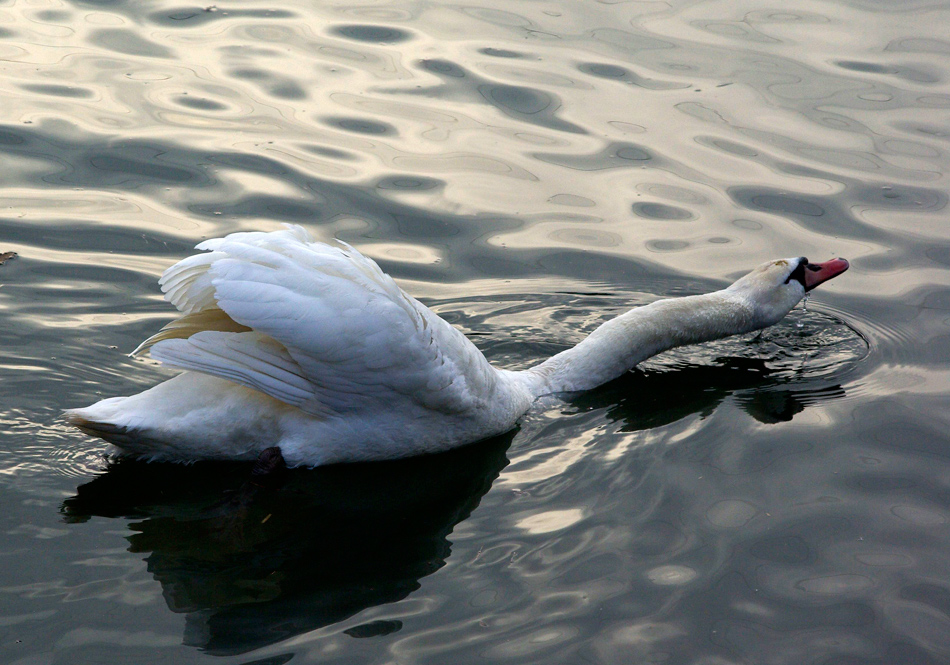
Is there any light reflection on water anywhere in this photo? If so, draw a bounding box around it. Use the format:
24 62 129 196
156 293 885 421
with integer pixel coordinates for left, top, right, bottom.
1 0 949 663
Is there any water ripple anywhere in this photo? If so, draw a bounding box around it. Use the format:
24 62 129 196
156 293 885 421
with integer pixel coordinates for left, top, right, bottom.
1 0 949 662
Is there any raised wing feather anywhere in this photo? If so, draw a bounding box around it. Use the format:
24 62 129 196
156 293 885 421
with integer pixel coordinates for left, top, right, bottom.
159 226 312 315
144 226 498 417
131 307 251 357
150 331 328 416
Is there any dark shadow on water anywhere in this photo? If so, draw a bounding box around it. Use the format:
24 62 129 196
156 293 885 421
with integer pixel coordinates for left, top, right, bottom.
57 314 861 656
568 312 864 430
61 432 514 656
570 355 847 430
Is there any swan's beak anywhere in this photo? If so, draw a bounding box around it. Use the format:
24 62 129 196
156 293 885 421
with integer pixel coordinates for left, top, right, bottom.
804 258 849 291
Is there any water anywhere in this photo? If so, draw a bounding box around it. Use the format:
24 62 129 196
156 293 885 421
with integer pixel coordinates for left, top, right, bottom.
1 0 948 662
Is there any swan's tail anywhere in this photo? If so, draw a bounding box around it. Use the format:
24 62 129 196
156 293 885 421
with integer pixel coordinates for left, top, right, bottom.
64 375 284 463
64 410 137 446
64 394 158 451
64 406 178 462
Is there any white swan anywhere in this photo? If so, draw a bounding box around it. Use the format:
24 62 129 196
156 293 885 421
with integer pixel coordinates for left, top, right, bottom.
66 225 848 466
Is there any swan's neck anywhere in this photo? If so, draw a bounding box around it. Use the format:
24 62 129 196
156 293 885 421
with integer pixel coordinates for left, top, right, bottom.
521 290 757 397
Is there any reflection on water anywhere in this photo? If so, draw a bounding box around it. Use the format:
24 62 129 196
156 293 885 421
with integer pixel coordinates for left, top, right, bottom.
1 0 949 663
576 308 867 430
54 319 863 656
62 435 512 656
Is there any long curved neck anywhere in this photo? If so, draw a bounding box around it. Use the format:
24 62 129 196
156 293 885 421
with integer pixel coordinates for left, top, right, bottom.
520 290 757 398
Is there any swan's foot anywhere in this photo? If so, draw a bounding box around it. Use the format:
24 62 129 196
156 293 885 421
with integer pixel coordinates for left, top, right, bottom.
217 447 287 518
251 446 286 479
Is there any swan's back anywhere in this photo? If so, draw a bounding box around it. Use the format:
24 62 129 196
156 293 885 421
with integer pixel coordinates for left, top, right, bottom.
68 226 533 465
156 226 503 414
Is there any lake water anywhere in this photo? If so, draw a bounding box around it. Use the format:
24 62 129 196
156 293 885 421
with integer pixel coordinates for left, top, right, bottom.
1 0 949 663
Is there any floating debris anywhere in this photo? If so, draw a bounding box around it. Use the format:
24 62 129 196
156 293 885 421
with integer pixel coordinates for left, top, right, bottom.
0 251 17 265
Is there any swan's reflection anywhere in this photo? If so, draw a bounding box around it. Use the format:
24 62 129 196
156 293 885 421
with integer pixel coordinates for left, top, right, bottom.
563 312 859 430
61 433 513 655
59 342 852 655
571 356 846 429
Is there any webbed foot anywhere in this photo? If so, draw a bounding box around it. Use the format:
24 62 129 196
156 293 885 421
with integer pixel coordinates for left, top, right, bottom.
252 446 286 477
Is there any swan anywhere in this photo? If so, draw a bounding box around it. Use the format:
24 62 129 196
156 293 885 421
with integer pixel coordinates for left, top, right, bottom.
66 225 848 467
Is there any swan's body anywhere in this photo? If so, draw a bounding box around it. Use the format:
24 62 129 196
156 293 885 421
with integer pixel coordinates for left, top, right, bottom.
67 226 848 466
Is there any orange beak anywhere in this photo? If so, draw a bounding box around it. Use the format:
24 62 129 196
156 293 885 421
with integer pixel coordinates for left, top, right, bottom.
804 258 849 291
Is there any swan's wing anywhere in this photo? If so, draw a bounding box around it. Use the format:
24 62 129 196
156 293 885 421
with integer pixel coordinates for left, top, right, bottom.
131 308 251 357
149 331 329 416
131 227 311 356
146 226 498 416
159 225 314 315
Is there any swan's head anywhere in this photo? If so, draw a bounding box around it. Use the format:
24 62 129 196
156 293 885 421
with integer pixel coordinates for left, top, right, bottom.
727 256 849 326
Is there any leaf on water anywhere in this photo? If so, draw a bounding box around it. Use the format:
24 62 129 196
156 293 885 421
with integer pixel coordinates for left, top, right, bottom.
0 251 17 265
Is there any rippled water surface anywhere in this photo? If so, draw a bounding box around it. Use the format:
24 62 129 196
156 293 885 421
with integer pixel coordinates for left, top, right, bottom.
2 0 949 662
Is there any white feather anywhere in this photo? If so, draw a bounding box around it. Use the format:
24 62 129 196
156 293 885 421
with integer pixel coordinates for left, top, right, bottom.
149 331 327 416
67 228 827 467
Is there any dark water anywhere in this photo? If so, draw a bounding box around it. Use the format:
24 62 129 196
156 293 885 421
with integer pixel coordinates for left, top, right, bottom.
1 1 949 663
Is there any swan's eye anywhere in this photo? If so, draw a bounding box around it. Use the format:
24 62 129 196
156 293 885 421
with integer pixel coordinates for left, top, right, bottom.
784 257 808 287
